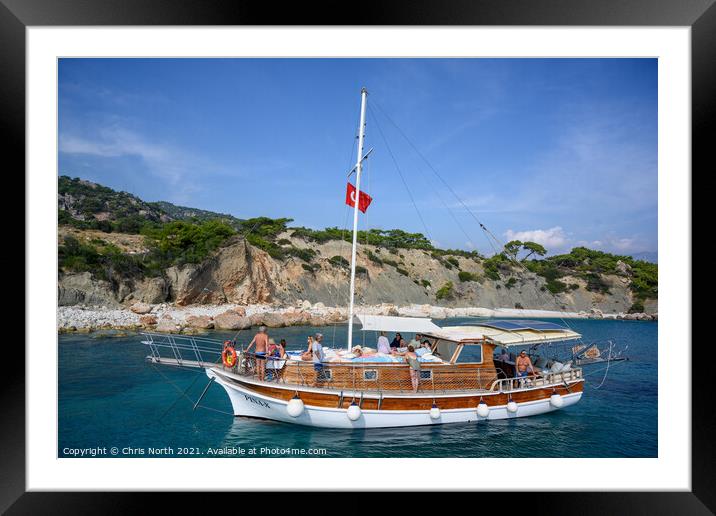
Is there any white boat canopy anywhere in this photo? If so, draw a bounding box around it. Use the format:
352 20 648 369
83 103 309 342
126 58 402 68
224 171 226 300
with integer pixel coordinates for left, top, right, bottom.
423 319 581 347
354 314 443 334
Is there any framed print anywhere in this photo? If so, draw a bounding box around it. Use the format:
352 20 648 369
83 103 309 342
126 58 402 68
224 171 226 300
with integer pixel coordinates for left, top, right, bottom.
4 0 710 512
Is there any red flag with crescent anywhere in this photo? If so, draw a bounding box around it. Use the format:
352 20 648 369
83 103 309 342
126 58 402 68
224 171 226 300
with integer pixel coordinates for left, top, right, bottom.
345 182 372 213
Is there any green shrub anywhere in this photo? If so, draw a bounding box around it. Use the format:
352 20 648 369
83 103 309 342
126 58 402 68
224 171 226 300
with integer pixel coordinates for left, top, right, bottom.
505 277 517 289
396 267 409 277
458 271 481 282
628 300 645 313
436 281 454 300
446 257 460 267
285 246 316 262
545 279 568 294
329 255 350 268
366 250 382 264
583 272 611 294
421 279 431 288
355 265 368 275
142 219 236 266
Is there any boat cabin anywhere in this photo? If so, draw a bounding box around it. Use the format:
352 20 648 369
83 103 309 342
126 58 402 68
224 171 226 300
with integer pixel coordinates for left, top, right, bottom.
275 316 582 394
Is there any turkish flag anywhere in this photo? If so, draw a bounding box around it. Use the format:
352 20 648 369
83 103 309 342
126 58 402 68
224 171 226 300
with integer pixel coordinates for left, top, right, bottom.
345 182 373 213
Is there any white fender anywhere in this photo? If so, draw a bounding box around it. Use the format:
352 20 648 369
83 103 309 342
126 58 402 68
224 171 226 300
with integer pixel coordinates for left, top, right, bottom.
550 393 564 408
429 404 441 420
477 402 490 418
286 396 305 418
347 402 362 421
506 399 518 413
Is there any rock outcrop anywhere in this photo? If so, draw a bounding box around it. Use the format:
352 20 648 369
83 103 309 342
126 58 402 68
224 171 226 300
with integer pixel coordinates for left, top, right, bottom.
213 310 252 330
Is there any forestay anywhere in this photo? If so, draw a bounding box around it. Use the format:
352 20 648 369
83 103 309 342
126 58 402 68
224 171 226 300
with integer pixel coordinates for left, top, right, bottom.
354 314 443 334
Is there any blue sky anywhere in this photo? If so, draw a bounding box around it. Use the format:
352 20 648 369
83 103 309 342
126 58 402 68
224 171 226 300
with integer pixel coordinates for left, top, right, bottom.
58 58 657 256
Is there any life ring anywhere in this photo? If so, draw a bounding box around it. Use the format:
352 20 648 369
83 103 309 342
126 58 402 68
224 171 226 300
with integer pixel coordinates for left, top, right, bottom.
222 346 237 368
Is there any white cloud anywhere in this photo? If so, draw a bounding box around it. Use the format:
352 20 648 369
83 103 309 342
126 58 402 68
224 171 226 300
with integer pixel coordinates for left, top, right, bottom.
504 226 567 249
575 235 649 254
58 125 230 204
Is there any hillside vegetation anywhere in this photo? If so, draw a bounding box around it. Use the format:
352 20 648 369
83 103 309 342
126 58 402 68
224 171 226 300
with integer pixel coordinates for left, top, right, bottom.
57 176 657 313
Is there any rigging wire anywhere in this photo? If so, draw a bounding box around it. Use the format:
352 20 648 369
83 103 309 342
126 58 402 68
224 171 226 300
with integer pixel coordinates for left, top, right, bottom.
371 99 501 256
368 105 435 245
370 97 578 332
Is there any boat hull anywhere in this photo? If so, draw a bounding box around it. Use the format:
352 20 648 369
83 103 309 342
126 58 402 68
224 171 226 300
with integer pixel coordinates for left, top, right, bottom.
206 368 583 429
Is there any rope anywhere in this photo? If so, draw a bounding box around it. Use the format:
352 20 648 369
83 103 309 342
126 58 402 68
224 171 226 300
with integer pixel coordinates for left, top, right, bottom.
151 362 234 417
590 340 614 389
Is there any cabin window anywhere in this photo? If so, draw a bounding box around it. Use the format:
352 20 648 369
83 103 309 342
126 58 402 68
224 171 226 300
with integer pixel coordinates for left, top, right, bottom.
456 343 483 364
435 340 459 362
363 370 378 381
419 370 432 380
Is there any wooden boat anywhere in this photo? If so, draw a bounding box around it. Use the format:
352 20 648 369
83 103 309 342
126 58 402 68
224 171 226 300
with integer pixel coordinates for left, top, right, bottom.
142 87 586 428
143 317 583 428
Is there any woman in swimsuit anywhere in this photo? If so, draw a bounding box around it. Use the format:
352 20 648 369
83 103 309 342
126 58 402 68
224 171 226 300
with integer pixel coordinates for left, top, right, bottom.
404 345 421 392
301 336 313 361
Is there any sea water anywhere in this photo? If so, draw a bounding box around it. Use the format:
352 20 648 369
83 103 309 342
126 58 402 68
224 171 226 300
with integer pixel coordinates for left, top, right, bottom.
58 318 657 458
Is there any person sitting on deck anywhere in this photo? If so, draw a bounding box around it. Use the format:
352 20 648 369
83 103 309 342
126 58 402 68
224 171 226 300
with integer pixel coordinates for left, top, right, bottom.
267 338 278 357
277 339 288 359
409 333 423 349
246 326 269 381
390 333 403 349
498 348 510 362
301 336 313 361
377 331 391 354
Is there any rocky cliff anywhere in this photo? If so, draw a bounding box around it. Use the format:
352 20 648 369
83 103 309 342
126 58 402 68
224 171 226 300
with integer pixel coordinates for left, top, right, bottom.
58 229 656 315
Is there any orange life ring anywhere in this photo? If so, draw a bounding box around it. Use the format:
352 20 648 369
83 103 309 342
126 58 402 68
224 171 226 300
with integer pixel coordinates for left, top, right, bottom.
222 346 237 368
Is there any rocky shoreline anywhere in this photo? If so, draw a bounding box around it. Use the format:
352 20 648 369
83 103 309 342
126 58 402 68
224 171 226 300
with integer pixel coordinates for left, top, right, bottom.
57 300 657 334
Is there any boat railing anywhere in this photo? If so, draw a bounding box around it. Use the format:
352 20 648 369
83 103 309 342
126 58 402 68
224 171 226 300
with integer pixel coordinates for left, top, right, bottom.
490 367 583 393
141 332 225 368
232 359 503 394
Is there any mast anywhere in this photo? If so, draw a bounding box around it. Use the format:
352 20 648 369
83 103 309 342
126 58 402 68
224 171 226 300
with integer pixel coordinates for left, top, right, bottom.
347 87 368 350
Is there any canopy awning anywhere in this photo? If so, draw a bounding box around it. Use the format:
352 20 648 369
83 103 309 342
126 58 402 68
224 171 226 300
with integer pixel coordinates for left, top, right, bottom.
354 314 442 334
422 321 581 347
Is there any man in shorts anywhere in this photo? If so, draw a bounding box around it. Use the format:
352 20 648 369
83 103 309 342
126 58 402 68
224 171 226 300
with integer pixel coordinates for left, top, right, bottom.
246 326 269 380
515 350 534 387
312 333 326 383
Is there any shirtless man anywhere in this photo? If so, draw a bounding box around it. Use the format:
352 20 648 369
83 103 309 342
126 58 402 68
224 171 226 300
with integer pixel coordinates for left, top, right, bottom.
246 326 269 380
515 350 534 379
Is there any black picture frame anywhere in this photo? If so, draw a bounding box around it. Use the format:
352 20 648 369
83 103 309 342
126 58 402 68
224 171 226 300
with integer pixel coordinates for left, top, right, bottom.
4 0 707 512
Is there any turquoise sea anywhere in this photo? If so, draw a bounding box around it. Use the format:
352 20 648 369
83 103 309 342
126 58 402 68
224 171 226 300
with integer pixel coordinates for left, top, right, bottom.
58 318 657 458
